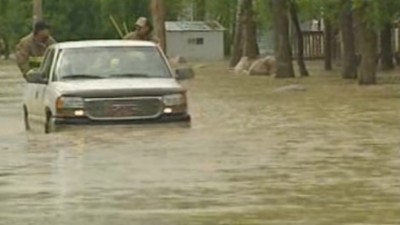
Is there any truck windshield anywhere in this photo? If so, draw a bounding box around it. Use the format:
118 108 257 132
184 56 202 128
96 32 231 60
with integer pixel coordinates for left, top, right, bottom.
55 46 172 80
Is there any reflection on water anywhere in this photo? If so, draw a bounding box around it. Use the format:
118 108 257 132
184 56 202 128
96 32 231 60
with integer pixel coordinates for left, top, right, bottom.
0 62 400 225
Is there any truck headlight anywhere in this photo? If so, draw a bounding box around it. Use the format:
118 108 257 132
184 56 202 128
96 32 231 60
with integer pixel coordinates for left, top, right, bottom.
56 97 84 109
163 93 186 106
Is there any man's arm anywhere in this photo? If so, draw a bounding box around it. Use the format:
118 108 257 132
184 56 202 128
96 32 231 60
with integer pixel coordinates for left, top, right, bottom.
15 39 30 77
152 36 160 44
48 36 57 45
123 32 136 40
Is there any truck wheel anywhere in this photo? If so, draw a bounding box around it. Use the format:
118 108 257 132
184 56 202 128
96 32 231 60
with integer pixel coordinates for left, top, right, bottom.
44 112 56 134
23 106 30 131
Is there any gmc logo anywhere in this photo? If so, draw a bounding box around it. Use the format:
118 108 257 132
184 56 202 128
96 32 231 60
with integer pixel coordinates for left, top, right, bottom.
108 104 138 116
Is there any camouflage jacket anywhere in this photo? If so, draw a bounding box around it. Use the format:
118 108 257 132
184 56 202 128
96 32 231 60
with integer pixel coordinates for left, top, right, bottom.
123 31 159 43
15 33 56 76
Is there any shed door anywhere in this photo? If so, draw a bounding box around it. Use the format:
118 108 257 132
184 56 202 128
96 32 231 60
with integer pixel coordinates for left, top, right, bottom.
187 35 204 59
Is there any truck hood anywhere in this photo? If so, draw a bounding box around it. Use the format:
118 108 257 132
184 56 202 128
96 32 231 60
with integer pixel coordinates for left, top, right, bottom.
51 78 185 98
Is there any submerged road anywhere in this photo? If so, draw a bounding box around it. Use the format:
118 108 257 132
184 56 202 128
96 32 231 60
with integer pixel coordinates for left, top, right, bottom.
1 62 400 225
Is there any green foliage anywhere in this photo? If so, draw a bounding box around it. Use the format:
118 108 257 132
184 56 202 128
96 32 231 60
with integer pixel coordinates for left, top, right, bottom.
44 0 151 41
0 0 270 52
295 0 342 24
0 0 31 46
0 0 184 46
291 0 400 29
254 0 272 30
182 0 237 54
352 0 400 29
166 0 186 20
1 0 399 52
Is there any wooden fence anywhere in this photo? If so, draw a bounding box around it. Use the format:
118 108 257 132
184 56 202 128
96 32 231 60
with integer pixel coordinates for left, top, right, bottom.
291 28 400 61
292 31 325 60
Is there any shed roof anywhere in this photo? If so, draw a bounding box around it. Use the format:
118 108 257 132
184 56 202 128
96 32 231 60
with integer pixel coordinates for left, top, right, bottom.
165 21 225 32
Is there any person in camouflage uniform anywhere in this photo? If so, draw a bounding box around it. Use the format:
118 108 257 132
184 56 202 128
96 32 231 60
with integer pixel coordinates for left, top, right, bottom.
15 21 56 78
123 17 159 43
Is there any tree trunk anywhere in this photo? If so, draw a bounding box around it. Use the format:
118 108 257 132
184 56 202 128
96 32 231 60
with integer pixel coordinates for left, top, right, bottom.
324 19 333 71
272 0 295 78
339 1 357 79
33 0 43 25
251 20 260 55
193 0 206 20
242 0 258 59
151 0 167 53
288 0 308 76
230 0 244 67
380 23 394 70
355 6 377 85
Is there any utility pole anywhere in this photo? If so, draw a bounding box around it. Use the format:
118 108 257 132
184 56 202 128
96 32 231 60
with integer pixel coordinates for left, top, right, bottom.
151 0 167 53
33 0 43 26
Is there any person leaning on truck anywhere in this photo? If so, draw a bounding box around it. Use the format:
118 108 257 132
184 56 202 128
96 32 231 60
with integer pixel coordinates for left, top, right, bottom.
123 17 159 43
15 21 56 78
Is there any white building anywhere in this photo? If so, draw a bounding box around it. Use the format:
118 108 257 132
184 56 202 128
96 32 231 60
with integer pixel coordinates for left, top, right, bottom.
165 21 225 61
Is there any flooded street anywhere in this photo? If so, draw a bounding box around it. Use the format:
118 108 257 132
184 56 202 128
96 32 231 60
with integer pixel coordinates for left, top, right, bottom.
1 62 400 224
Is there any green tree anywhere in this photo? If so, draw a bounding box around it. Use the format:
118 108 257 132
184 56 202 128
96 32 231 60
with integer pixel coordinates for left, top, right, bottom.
272 0 295 78
206 0 237 56
0 0 31 48
193 0 206 20
339 0 357 79
288 0 309 76
242 0 259 59
352 0 400 84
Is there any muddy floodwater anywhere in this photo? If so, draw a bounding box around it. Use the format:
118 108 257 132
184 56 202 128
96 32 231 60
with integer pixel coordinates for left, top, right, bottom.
1 61 400 225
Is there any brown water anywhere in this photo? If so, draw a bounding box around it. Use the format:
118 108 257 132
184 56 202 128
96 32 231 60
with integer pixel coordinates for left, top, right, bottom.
1 61 400 225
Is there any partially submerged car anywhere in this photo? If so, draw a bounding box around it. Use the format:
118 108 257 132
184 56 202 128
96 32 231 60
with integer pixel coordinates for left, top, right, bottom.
23 40 193 133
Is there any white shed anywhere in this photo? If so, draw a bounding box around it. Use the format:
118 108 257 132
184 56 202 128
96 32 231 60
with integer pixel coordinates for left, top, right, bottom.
165 21 225 61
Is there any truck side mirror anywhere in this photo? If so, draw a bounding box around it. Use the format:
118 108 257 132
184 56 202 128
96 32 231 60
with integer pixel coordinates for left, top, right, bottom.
175 67 194 80
26 69 47 84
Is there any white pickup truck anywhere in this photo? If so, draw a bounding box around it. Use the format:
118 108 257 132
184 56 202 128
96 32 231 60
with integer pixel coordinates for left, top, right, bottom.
23 40 192 133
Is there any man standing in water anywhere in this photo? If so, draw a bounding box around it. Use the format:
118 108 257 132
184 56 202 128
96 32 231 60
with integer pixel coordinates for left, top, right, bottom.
124 17 159 43
15 21 56 78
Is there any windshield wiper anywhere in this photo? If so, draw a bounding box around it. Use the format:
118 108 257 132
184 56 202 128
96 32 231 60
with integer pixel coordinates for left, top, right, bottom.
109 73 149 78
62 74 104 80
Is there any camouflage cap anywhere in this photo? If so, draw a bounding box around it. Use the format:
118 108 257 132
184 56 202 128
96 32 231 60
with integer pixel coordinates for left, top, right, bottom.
135 17 148 27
